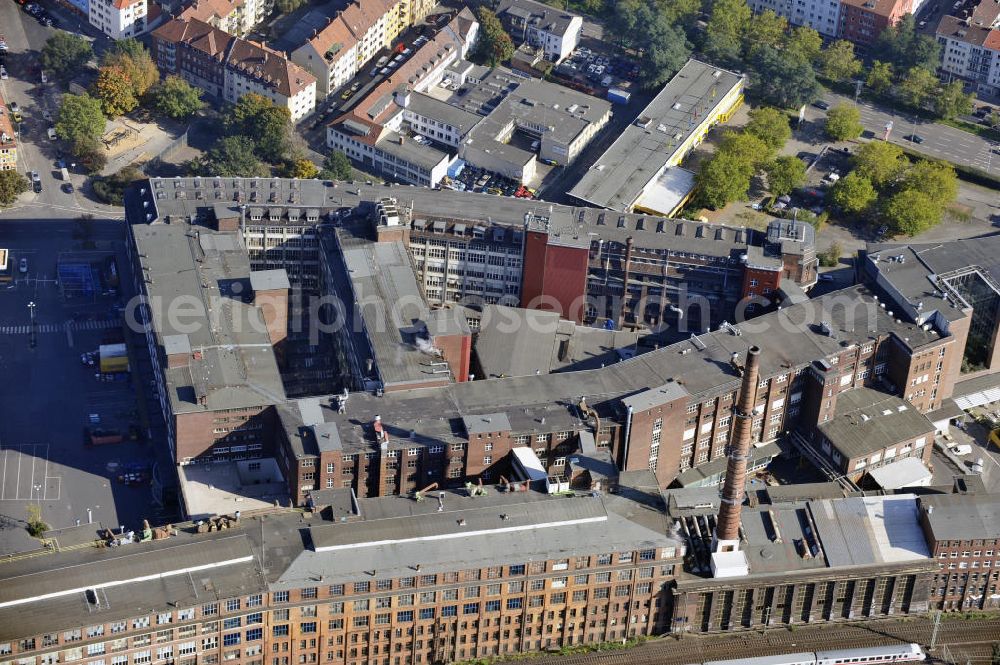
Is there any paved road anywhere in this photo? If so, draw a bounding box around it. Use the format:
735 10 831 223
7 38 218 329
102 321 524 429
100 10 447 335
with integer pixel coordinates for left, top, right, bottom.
0 0 122 218
810 91 999 173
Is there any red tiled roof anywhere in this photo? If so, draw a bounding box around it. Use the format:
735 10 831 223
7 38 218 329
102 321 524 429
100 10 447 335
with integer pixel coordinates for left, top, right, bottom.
984 29 1000 49
228 39 317 97
154 17 234 60
179 0 244 25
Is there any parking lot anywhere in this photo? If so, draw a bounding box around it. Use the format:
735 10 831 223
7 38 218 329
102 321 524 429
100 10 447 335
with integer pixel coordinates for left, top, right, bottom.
554 40 639 97
0 219 172 555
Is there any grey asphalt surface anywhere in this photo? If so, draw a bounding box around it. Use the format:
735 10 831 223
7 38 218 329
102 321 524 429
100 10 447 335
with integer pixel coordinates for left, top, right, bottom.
811 91 999 173
0 217 173 556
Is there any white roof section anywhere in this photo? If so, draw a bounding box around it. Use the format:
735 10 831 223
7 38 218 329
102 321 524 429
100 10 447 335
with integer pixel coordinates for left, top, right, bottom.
867 458 934 490
954 386 1000 411
632 167 696 216
811 494 930 566
511 446 548 482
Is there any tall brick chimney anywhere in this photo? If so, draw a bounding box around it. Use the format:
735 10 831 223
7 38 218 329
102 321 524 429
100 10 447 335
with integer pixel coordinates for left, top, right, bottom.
715 345 761 544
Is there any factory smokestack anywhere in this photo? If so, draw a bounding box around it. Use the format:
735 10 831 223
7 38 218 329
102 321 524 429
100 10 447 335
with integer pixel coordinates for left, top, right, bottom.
715 345 761 544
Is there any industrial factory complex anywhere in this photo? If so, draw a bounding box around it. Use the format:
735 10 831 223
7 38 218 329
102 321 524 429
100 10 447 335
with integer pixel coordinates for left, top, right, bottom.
1 176 999 665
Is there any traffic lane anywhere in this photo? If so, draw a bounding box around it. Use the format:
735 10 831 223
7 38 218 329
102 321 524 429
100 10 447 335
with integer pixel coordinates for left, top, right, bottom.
822 91 996 171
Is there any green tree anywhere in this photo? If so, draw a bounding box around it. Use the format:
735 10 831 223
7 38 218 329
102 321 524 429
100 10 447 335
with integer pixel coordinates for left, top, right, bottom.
829 171 877 213
474 7 515 67
720 130 773 169
703 0 751 65
320 151 353 180
784 26 822 64
898 67 937 109
745 10 787 56
866 60 894 95
73 137 108 174
655 0 700 27
852 140 906 187
41 32 93 80
102 39 159 99
744 106 791 151
150 75 204 119
819 40 862 82
882 189 941 236
92 66 138 117
197 136 269 177
695 150 755 209
872 15 940 72
606 0 643 48
765 155 806 196
751 46 820 109
901 160 958 206
56 93 106 145
635 1 691 89
0 170 30 206
26 504 49 539
226 93 293 162
92 165 143 205
818 242 843 267
933 80 974 119
824 104 864 140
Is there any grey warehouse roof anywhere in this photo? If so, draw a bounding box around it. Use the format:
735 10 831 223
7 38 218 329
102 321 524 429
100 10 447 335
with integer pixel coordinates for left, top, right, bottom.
818 387 935 461
569 59 744 211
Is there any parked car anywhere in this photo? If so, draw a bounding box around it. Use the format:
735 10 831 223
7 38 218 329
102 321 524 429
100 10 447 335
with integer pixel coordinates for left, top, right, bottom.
905 134 925 144
19 258 28 273
63 182 74 194
0 66 6 80
818 274 834 282
813 100 831 110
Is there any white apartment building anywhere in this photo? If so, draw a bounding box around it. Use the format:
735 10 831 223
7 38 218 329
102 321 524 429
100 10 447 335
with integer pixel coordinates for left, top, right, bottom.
496 0 582 62
291 0 409 98
749 0 842 37
89 0 148 39
179 0 271 37
937 17 1000 96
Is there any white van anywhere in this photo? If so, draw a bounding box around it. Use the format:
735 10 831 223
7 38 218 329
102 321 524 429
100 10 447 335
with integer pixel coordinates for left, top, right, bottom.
47 126 57 140
950 444 973 456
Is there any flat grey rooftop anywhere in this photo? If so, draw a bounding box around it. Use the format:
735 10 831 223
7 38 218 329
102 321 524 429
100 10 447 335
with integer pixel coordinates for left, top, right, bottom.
131 222 286 413
332 233 455 389
569 60 744 211
819 387 935 461
811 494 930 566
250 268 291 291
473 305 640 379
276 490 678 588
919 493 1000 542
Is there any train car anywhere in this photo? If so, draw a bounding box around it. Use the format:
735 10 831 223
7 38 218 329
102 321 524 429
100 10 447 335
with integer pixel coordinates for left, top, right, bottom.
705 653 817 665
815 642 925 664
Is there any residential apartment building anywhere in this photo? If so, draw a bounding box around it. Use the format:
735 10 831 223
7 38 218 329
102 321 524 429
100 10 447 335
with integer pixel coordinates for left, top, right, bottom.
290 0 428 98
153 17 317 121
750 0 916 42
935 17 1000 97
920 492 1000 610
89 0 148 39
0 105 17 171
324 10 479 186
839 0 914 44
749 0 844 37
495 0 583 63
178 0 271 36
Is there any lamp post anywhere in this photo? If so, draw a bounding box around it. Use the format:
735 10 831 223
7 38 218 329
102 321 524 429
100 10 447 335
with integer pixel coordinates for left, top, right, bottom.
27 301 36 348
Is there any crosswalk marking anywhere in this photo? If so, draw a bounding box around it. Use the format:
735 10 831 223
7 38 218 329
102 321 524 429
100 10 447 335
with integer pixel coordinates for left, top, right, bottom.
0 320 120 336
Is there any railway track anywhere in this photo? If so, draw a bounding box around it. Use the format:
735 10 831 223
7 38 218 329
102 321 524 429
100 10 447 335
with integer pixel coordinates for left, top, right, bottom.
529 618 1000 665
